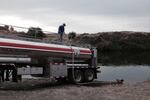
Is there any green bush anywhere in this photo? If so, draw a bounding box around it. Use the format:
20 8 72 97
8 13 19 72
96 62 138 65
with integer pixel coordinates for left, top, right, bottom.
68 32 76 40
27 27 46 39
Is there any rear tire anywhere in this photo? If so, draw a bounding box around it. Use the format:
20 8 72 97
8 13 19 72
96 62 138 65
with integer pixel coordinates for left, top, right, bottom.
69 69 84 83
84 69 95 82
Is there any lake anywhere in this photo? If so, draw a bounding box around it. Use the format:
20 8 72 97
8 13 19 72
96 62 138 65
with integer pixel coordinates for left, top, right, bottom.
97 65 150 84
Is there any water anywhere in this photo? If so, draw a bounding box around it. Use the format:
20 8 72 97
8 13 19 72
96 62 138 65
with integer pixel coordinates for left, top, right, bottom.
97 65 150 84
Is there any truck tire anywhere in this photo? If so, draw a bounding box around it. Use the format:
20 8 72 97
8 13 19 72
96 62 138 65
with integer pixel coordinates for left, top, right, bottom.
84 69 95 82
70 69 83 83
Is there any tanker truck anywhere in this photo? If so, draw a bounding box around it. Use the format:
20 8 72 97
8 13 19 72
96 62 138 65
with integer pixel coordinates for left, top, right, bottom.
0 35 98 83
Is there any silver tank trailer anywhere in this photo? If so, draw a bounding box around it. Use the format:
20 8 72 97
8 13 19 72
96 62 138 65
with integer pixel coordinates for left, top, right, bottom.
0 37 92 64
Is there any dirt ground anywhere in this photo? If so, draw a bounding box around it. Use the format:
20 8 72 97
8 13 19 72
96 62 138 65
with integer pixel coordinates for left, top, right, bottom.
0 79 149 100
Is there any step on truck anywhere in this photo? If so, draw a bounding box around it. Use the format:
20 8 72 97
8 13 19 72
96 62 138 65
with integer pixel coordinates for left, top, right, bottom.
0 36 99 83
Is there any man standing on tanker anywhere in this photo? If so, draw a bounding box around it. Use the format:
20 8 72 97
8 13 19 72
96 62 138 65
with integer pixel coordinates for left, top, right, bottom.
58 23 66 42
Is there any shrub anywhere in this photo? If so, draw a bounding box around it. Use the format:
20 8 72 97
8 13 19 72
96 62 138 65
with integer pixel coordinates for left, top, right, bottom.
27 27 46 39
68 32 76 40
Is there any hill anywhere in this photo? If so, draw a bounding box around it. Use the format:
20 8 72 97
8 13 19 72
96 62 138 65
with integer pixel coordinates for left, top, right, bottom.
74 31 150 52
73 31 150 64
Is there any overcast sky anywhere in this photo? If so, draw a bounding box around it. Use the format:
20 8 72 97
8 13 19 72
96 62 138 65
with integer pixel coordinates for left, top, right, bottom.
0 0 149 33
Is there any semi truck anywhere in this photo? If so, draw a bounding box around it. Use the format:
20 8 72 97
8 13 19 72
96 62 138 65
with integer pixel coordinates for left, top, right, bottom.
0 34 99 83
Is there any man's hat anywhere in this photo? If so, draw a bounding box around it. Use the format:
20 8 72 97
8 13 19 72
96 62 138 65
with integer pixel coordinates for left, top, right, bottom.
63 23 66 26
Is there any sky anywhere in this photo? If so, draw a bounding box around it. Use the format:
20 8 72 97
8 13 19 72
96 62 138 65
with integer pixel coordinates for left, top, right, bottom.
0 0 150 33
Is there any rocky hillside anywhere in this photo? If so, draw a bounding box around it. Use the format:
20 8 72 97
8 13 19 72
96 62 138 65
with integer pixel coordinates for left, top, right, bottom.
73 31 150 64
74 31 150 52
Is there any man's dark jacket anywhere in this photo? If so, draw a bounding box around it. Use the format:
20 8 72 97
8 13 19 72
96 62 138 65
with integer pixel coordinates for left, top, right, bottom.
58 25 65 35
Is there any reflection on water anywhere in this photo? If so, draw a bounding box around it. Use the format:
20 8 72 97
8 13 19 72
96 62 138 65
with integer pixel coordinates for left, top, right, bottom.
97 65 150 84
99 52 150 65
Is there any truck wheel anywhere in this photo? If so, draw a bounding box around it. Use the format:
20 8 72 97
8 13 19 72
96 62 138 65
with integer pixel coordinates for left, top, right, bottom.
70 69 83 83
84 69 95 82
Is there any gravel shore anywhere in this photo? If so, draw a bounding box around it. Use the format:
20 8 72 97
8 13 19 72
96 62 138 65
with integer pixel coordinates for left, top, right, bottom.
0 79 149 100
